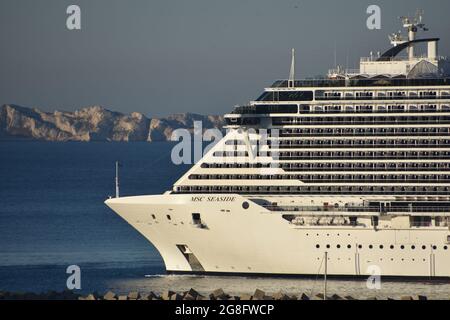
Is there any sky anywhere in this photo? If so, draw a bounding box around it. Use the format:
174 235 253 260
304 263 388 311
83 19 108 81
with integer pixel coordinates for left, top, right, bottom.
1 0 449 117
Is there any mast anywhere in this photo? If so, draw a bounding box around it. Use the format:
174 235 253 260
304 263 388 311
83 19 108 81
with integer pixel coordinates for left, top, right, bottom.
115 161 120 198
288 48 295 88
400 9 428 60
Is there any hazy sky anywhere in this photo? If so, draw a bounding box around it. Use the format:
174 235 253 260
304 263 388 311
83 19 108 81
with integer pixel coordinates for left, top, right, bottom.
1 0 449 117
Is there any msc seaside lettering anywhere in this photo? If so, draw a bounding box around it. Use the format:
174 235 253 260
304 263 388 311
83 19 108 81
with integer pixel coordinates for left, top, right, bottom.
191 196 236 202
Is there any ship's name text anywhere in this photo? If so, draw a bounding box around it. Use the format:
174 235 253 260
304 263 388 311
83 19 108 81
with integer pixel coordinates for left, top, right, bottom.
191 196 236 202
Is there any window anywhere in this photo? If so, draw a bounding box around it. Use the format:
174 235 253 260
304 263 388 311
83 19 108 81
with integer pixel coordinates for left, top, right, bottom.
192 213 201 225
166 215 171 221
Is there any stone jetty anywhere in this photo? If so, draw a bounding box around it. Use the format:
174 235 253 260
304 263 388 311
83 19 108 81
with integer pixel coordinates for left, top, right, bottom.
0 289 433 300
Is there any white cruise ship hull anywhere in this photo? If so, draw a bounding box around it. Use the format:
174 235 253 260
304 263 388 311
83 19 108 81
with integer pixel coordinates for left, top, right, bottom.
105 194 450 278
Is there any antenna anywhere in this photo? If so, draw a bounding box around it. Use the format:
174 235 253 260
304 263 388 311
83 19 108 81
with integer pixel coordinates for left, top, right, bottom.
334 41 337 68
288 48 295 88
399 9 428 59
115 161 120 198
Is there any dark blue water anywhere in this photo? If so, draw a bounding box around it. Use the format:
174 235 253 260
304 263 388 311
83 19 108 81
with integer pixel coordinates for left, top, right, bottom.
1 142 449 298
0 141 189 293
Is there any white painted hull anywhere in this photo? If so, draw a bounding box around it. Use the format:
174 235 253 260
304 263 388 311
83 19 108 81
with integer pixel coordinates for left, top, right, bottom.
105 194 450 278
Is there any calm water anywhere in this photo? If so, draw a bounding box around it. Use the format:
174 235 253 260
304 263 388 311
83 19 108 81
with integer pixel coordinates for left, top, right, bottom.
0 142 449 299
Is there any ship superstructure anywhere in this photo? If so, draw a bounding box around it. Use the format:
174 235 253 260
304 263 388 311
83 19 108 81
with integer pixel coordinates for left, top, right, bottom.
106 13 450 278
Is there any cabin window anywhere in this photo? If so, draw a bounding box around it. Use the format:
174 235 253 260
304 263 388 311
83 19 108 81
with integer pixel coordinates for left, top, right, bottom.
410 216 432 227
192 213 202 225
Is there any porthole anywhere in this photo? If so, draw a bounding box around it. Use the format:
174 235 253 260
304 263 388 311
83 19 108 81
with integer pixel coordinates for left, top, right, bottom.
326 244 330 249
151 214 156 219
432 245 437 250
411 245 416 250
242 201 250 209
369 245 373 249
316 244 320 249
379 245 384 249
337 244 341 249
422 245 426 250
166 215 171 220
390 245 394 249
347 245 351 249
401 245 405 249
358 245 362 249
444 246 448 250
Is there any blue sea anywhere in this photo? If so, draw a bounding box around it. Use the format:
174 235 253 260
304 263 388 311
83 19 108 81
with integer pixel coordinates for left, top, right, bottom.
0 141 449 299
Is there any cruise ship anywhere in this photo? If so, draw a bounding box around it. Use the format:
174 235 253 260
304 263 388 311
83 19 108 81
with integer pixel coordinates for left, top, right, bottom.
106 13 450 278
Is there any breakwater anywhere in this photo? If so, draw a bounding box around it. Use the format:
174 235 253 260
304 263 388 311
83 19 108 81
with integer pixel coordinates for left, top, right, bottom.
0 288 432 300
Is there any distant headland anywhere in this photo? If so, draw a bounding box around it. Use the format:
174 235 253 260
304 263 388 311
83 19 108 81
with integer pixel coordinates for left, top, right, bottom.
0 104 224 142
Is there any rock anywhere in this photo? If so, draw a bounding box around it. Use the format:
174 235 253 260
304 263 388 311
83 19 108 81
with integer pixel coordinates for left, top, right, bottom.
183 293 196 300
413 295 427 301
85 294 96 301
161 290 175 300
118 295 128 300
141 292 159 300
210 288 229 300
183 288 200 300
344 296 356 300
401 296 413 300
239 294 253 300
330 294 344 300
299 293 310 300
387 297 395 300
252 289 266 300
314 293 325 300
273 291 290 300
103 291 117 300
170 293 183 300
43 290 60 300
366 297 378 300
61 289 79 300
127 291 140 300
